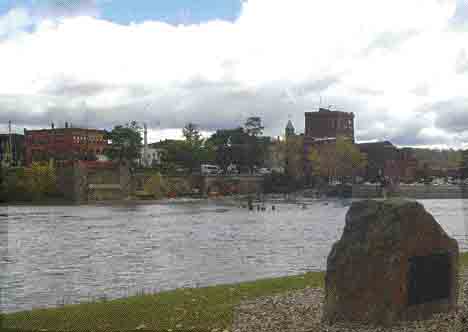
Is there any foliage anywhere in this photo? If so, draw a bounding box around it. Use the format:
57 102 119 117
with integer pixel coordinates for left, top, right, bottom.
0 162 58 201
244 116 264 137
263 171 299 193
412 147 462 168
143 173 168 199
308 137 367 183
166 177 192 196
207 127 245 172
158 135 215 175
207 121 269 174
182 122 202 145
335 136 367 179
283 135 305 181
105 121 143 165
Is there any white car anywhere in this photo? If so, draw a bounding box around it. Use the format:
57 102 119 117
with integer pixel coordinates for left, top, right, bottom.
257 168 272 175
201 164 222 175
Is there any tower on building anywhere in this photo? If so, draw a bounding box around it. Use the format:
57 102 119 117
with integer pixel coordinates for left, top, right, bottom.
285 119 295 138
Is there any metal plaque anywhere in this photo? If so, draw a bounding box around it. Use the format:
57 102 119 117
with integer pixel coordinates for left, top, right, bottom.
407 253 451 306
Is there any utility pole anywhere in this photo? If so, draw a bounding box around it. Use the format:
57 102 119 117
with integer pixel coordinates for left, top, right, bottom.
8 120 12 166
84 101 89 161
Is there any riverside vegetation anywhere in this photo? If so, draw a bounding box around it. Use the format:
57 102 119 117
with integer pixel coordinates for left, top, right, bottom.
2 252 467 331
0 161 61 203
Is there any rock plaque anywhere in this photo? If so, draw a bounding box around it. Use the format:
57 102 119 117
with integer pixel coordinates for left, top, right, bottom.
322 199 459 325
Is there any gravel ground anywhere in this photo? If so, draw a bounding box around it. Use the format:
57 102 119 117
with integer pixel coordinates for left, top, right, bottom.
232 268 468 332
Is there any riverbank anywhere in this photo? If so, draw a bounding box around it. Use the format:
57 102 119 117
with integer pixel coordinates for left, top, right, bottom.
3 253 468 332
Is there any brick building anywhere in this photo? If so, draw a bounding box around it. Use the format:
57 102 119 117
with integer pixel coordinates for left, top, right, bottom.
305 108 355 142
24 123 108 166
358 142 418 183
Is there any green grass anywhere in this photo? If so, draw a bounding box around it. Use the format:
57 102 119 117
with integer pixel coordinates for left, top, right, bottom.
2 252 467 332
1 272 324 331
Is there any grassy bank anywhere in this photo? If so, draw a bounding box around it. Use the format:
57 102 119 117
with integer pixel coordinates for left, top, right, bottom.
3 252 467 331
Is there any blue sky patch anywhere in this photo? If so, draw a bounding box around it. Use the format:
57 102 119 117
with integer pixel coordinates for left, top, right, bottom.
0 0 243 25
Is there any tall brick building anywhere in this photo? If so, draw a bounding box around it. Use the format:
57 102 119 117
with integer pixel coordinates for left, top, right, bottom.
24 124 108 166
305 108 355 142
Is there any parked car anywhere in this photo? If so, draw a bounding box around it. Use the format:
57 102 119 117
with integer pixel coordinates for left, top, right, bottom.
256 167 272 175
227 164 239 174
201 164 222 175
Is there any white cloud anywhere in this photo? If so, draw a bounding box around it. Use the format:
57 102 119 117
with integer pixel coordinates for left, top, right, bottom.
0 0 467 147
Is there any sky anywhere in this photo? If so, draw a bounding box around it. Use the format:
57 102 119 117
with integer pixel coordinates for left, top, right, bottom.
0 0 468 148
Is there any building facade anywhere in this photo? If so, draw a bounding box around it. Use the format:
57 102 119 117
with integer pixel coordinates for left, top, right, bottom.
24 124 108 166
305 108 355 142
0 134 25 167
358 142 418 182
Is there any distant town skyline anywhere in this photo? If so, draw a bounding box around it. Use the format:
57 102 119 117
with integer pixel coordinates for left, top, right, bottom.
0 0 468 149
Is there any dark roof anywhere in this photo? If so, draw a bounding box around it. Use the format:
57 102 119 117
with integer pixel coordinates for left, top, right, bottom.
357 141 395 149
25 128 106 133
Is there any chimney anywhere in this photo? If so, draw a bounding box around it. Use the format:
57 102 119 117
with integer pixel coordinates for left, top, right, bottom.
51 122 55 129
65 122 69 129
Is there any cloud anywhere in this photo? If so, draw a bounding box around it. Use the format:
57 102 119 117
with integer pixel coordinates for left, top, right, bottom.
456 49 468 74
451 0 468 28
432 98 468 133
0 0 467 147
0 8 33 39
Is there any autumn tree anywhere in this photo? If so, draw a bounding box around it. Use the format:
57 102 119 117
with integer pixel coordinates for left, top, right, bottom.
283 135 305 181
307 137 366 184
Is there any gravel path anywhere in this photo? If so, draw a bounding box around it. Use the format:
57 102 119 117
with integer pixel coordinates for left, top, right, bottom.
232 268 468 332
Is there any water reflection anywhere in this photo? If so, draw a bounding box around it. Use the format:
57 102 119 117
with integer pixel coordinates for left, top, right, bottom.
1 199 467 313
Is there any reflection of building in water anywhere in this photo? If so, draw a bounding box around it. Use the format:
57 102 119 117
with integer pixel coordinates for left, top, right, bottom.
0 133 25 167
24 122 108 166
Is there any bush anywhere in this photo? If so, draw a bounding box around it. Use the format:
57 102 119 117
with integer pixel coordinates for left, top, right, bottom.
143 173 168 199
264 171 300 193
0 162 59 202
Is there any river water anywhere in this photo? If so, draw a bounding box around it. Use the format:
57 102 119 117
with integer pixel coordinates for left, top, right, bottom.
1 199 467 313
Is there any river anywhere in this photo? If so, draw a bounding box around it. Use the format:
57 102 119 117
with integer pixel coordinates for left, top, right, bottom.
1 199 467 313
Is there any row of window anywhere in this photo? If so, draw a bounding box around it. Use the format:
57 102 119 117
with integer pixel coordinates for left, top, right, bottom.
27 135 106 145
73 136 105 144
330 119 353 130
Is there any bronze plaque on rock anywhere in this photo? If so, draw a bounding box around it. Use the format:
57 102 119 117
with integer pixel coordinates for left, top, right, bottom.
407 253 451 306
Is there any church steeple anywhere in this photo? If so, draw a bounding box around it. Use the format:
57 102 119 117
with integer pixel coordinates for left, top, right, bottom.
285 119 295 138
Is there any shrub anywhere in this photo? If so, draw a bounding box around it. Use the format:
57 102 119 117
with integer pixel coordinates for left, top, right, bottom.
143 173 168 199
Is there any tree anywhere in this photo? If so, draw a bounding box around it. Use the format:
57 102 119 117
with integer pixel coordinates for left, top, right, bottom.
307 137 366 184
26 161 58 200
207 127 248 172
105 121 143 165
182 122 202 145
181 123 205 173
335 136 367 181
244 116 264 137
244 117 267 173
283 135 305 181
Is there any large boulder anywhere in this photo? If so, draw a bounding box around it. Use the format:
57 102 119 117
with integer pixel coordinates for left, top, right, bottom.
323 199 459 325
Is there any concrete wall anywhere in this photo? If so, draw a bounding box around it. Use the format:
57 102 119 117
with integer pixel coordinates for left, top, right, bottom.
56 165 265 202
351 184 468 199
202 175 264 195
